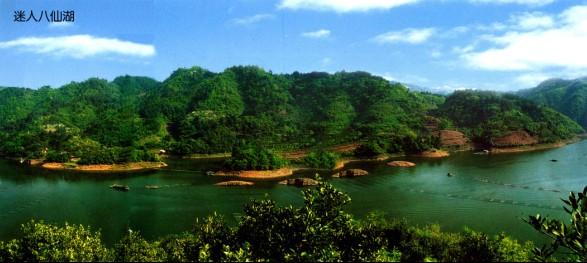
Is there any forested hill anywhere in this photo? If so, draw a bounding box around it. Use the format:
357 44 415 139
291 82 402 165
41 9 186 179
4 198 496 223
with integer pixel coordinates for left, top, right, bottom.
437 90 583 146
519 77 587 129
0 66 582 162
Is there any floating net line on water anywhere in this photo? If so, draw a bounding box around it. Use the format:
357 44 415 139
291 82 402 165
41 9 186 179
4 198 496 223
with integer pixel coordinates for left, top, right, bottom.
470 177 569 194
145 183 192 188
398 186 562 211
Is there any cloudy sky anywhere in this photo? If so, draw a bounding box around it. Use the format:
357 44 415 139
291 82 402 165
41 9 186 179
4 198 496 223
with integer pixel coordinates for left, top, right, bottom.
1 0 587 91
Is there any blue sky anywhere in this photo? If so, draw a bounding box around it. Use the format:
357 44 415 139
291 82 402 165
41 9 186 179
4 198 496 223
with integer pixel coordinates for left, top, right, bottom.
1 0 586 91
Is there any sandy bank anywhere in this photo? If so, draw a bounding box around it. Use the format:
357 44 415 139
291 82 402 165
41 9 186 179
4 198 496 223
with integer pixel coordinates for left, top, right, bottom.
214 168 294 179
41 162 168 172
387 161 416 167
415 150 450 158
489 142 567 154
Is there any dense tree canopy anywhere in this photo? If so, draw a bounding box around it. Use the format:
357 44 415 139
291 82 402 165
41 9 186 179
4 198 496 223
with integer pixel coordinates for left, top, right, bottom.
0 67 582 163
520 77 587 129
437 90 584 145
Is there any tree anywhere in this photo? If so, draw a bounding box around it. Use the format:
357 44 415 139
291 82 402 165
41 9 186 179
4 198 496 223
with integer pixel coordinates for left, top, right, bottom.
527 186 587 261
0 221 109 262
224 143 287 170
302 150 339 169
114 230 164 262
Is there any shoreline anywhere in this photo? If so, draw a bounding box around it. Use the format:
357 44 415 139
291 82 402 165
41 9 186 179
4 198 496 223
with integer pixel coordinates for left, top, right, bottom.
40 161 168 173
210 138 584 180
15 136 584 175
214 168 294 179
489 137 582 154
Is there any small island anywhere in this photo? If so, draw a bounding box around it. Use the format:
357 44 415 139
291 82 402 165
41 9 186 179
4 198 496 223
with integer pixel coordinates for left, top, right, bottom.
41 161 167 172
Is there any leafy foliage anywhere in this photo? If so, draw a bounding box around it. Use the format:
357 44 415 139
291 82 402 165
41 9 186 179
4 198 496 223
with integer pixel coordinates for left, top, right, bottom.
354 134 440 157
302 150 340 169
224 143 287 170
0 68 582 164
438 90 584 145
527 186 587 262
114 230 164 262
0 221 109 262
520 77 587 129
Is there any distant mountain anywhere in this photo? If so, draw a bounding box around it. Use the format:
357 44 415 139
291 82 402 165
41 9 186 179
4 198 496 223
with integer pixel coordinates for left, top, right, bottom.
519 77 587 128
389 82 452 95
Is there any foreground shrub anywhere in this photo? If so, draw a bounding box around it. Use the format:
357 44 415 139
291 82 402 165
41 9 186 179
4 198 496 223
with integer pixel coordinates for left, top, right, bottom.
0 182 545 262
527 186 587 261
0 221 109 262
114 230 164 262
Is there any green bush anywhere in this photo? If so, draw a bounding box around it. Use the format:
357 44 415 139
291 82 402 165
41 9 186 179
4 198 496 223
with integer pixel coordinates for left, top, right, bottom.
0 221 109 262
77 147 160 165
303 150 339 169
45 150 70 163
224 143 287 170
114 230 164 262
354 140 387 158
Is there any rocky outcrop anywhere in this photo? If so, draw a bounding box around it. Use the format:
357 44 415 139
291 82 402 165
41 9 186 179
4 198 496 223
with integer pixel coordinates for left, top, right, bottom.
438 130 468 147
332 169 369 178
387 161 416 167
215 180 255 186
278 178 319 186
491 131 538 147
41 162 168 172
417 150 449 158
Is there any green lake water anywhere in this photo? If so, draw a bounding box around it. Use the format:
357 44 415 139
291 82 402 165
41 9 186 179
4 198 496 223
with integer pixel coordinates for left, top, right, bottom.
1 141 587 245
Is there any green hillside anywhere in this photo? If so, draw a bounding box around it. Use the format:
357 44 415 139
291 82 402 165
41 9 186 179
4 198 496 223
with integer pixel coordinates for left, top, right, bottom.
0 66 582 163
519 77 587 129
437 90 584 146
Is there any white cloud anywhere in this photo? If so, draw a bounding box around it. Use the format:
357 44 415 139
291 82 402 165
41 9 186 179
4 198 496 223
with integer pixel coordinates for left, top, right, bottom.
515 73 551 86
278 0 418 13
232 14 275 25
511 12 554 30
469 0 555 6
302 29 331 39
374 28 435 44
461 5 587 71
515 69 587 87
0 35 155 59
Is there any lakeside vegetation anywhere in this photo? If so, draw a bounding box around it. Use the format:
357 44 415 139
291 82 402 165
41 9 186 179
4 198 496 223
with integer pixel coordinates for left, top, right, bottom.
520 77 587 129
1 182 585 262
302 150 340 169
437 90 584 147
0 66 582 168
224 143 288 170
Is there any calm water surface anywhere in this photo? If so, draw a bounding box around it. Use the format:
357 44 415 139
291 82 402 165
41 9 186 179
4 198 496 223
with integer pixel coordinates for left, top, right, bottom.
1 141 587 245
